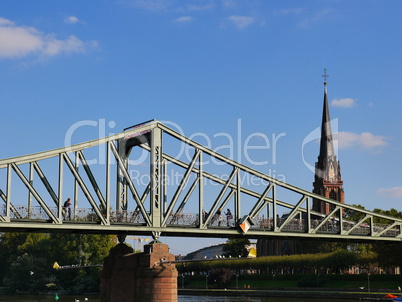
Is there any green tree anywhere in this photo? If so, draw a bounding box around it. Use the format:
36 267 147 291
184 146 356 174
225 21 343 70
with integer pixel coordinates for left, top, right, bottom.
373 208 402 223
370 208 402 269
0 232 29 286
2 253 54 294
344 204 367 221
48 233 116 293
0 232 116 294
323 249 357 273
222 238 250 258
209 268 232 288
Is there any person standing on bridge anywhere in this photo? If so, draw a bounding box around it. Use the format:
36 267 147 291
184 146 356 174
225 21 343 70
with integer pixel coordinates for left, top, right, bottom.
215 209 222 226
63 198 72 220
225 209 233 226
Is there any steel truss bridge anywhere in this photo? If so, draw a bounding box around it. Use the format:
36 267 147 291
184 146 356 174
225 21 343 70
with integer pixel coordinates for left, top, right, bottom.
0 120 401 243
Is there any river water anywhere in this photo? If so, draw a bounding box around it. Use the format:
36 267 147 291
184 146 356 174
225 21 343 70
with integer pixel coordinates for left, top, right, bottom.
0 295 362 302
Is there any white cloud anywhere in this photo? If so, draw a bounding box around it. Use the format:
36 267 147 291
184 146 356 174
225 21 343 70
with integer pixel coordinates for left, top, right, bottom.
0 25 43 58
331 98 356 108
0 17 14 26
65 16 80 24
174 16 193 23
0 17 97 60
226 15 255 29
334 131 388 150
42 35 87 56
378 187 402 198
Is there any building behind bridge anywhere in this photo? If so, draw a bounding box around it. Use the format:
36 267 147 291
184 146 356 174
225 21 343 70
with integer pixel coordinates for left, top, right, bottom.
182 242 257 261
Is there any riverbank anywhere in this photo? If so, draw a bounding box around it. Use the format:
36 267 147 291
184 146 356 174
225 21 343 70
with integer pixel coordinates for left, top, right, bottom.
179 273 402 296
179 288 401 301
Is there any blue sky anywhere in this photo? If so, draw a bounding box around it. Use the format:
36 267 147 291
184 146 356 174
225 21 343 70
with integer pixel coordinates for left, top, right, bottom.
1 0 402 254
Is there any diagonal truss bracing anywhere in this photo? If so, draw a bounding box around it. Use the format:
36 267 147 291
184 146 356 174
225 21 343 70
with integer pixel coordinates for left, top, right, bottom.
0 120 401 242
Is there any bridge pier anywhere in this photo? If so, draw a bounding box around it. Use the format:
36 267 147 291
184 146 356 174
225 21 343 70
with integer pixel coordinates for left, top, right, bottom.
101 241 178 302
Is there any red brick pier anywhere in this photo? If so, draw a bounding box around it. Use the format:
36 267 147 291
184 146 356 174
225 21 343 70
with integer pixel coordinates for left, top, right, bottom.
101 242 178 302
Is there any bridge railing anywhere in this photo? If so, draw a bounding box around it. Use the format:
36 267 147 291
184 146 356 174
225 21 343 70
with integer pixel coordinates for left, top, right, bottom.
3 205 400 238
253 216 401 237
6 205 101 222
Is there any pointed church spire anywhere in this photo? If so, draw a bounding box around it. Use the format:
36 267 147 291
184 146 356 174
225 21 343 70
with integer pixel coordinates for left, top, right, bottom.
312 69 345 215
318 78 335 163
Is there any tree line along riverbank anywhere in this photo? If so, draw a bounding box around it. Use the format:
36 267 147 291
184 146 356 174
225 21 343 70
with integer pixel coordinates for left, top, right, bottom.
178 272 402 291
176 249 402 293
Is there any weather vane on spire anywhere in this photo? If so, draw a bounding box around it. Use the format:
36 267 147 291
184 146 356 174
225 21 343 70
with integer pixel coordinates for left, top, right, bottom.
322 68 329 82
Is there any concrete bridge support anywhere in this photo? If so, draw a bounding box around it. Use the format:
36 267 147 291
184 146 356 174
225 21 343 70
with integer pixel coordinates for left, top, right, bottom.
101 242 178 302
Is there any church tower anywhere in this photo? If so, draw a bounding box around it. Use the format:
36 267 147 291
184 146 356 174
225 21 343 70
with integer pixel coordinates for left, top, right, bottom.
256 73 346 257
312 75 344 214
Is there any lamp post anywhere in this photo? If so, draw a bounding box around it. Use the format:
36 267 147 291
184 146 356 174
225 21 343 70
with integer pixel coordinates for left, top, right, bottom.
272 273 275 290
236 274 239 289
182 274 184 289
206 274 208 289
367 272 370 293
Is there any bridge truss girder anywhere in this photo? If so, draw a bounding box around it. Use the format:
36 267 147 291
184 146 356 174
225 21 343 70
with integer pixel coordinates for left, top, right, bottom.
0 120 401 243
